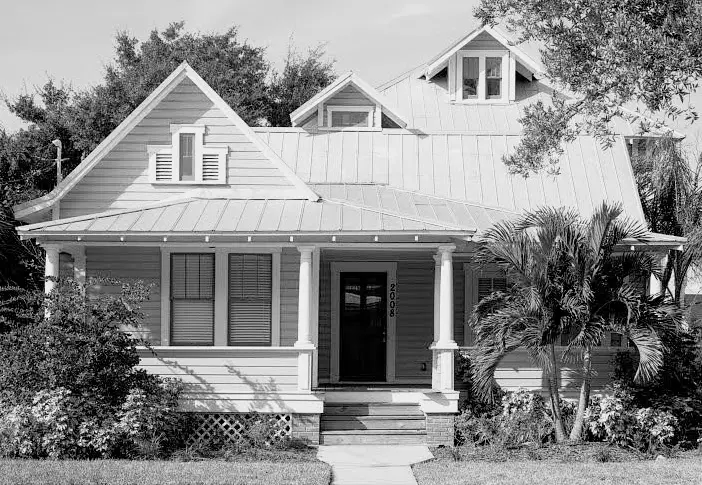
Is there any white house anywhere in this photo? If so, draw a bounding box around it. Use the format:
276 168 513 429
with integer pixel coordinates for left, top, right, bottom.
13 25 683 446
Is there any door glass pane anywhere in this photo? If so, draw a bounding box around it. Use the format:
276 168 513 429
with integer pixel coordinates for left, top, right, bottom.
462 57 479 99
486 57 502 98
179 133 194 181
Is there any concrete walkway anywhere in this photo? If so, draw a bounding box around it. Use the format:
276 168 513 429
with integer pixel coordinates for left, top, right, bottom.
317 445 434 485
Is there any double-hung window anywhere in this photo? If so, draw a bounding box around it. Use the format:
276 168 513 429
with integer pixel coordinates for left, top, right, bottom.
170 253 215 346
456 51 509 103
228 254 273 346
464 265 508 346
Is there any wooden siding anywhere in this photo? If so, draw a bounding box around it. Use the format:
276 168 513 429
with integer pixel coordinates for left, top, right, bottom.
459 31 506 52
86 246 161 343
280 247 299 346
60 78 296 219
137 347 322 413
458 348 622 399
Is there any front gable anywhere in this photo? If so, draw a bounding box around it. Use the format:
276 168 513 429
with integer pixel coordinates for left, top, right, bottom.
14 63 318 222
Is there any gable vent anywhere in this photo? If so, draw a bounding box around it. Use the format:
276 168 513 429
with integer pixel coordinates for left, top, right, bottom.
202 153 220 181
155 152 173 181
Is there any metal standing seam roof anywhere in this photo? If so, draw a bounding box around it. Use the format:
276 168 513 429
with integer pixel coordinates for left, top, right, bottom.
255 129 647 224
18 194 503 236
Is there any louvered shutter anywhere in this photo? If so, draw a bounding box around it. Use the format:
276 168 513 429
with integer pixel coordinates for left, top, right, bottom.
201 146 227 184
170 253 215 345
466 275 508 346
228 254 272 346
148 146 175 182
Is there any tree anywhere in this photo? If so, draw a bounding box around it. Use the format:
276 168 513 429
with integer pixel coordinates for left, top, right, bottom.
267 42 336 127
633 137 702 306
474 0 702 176
470 203 681 442
0 23 335 288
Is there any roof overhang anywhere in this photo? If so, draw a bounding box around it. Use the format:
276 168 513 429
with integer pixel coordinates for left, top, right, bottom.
289 71 409 128
423 25 545 81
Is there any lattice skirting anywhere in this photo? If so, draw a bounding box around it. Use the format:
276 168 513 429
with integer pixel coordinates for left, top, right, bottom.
186 413 292 446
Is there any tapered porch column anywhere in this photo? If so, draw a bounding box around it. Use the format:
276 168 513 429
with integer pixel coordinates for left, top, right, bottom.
72 246 87 287
295 246 316 392
431 245 458 391
432 254 441 390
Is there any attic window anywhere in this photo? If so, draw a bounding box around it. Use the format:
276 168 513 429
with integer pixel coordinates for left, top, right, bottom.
147 124 228 184
456 51 509 103
327 106 375 129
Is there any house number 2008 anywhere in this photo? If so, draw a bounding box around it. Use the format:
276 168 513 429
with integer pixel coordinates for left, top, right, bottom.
389 283 396 317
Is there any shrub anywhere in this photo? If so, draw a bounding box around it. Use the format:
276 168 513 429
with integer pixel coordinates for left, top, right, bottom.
0 278 184 459
584 392 678 453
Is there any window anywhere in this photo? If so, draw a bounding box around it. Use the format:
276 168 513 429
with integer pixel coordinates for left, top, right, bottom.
464 266 508 346
456 51 509 102
326 106 375 129
148 124 227 184
228 254 273 346
170 253 215 345
462 57 479 99
486 57 502 99
179 133 195 181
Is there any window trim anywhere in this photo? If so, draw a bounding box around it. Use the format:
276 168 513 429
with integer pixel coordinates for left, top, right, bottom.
322 105 378 131
456 50 510 104
160 247 281 347
169 252 216 346
227 253 274 347
147 124 228 185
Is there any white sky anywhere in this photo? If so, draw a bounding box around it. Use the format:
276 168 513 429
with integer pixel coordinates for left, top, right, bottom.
1 0 701 151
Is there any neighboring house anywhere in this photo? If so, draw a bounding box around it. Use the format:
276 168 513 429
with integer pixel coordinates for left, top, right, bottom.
14 25 684 446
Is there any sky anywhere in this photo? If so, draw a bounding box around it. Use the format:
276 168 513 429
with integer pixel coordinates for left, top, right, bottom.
1 0 701 151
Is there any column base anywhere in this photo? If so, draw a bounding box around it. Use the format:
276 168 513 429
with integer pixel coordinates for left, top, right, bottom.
291 413 320 445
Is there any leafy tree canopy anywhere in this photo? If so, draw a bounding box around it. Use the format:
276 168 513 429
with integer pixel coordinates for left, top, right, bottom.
0 22 334 287
475 0 702 175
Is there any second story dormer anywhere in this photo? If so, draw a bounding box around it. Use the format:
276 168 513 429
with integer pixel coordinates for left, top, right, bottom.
423 25 542 105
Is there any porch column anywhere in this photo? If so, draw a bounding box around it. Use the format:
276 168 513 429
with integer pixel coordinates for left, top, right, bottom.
44 245 60 295
72 246 87 287
431 245 458 392
432 254 441 390
295 246 316 392
649 251 669 296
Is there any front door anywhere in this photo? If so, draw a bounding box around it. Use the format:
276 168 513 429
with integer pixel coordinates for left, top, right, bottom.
339 272 387 382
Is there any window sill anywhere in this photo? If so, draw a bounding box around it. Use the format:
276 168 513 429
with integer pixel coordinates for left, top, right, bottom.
454 99 510 105
149 180 228 186
317 126 382 132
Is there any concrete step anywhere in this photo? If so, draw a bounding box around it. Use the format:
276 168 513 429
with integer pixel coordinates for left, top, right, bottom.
323 403 424 417
322 415 426 431
320 430 427 445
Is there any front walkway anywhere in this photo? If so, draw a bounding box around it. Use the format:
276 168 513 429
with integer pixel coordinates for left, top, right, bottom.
317 445 433 485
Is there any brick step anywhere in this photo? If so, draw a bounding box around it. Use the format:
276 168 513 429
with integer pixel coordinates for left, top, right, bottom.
321 415 426 431
320 430 427 445
322 403 424 417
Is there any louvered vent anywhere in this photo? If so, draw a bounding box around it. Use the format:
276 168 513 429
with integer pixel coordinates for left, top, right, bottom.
202 152 220 181
155 152 173 181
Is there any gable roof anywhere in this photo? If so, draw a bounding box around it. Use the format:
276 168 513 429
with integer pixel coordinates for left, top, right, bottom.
289 71 409 128
423 25 545 80
14 62 319 221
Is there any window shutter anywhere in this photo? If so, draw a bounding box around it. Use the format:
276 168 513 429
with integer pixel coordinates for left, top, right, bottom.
201 147 227 184
170 253 215 345
465 274 508 346
228 254 272 346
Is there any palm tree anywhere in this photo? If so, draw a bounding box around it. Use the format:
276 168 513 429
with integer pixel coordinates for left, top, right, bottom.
633 138 702 305
470 203 681 443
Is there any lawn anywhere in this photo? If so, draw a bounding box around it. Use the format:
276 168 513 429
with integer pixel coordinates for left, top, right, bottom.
413 454 702 485
0 459 332 485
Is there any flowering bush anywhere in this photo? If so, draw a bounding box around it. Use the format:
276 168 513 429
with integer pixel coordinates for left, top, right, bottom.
584 394 678 452
0 279 185 459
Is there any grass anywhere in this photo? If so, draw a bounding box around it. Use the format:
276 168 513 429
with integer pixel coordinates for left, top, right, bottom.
0 458 332 485
413 449 702 485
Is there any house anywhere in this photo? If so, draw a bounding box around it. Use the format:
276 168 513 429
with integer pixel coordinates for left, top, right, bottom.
13 25 684 446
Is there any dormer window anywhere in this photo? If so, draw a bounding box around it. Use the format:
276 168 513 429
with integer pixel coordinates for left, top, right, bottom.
456 51 509 103
324 105 379 130
148 124 228 184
